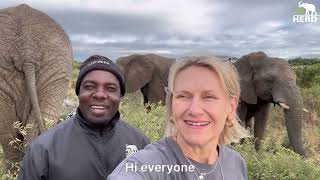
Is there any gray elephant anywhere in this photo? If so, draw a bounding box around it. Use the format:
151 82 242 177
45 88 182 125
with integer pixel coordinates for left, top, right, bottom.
0 4 73 165
234 52 306 156
116 54 175 105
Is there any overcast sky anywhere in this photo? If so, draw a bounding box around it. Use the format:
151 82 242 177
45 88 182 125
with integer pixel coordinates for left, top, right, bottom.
1 0 320 61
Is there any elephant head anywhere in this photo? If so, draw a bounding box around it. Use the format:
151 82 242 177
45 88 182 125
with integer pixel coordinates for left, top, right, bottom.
234 52 306 156
0 4 73 165
116 54 175 105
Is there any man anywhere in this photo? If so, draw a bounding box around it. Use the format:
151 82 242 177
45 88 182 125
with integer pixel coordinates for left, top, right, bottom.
18 55 150 180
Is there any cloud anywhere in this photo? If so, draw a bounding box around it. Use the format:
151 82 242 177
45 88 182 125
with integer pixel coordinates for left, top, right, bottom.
10 0 216 36
1 0 320 60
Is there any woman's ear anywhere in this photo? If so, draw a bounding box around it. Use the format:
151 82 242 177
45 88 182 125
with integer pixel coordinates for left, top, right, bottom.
227 97 239 120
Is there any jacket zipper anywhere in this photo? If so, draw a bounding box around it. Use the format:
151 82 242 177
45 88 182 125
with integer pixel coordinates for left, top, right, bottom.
99 130 104 137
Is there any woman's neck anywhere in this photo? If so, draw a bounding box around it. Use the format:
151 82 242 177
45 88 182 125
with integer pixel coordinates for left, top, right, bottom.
173 135 219 164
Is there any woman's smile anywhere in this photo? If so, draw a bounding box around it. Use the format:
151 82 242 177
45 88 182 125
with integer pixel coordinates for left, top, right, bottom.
184 120 211 129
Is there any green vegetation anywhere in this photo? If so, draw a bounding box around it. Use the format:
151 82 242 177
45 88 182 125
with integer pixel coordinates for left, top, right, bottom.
289 58 320 66
120 93 167 142
1 61 320 179
294 63 320 88
66 61 81 100
234 139 320 180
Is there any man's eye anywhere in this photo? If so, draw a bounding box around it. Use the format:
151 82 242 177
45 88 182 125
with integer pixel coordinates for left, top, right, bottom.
84 85 94 90
106 87 117 92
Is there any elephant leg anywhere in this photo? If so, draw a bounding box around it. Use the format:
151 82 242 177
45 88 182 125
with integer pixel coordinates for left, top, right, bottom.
141 85 151 111
0 94 25 171
238 102 255 134
237 101 248 126
253 102 272 150
0 134 23 172
245 118 254 135
141 85 149 105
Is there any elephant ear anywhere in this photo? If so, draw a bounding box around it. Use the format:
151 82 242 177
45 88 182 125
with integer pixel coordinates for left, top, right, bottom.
119 55 154 93
235 55 258 104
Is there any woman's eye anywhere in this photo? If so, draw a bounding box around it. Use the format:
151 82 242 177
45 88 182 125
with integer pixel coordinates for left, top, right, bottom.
204 95 217 99
176 95 187 98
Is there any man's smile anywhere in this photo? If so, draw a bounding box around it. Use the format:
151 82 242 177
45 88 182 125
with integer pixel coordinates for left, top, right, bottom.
89 105 108 115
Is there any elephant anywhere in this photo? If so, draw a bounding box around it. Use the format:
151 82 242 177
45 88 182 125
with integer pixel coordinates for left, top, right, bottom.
0 4 73 166
116 54 175 105
234 52 306 156
299 1 317 15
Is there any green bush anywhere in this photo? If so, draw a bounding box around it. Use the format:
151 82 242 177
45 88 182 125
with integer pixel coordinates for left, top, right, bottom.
66 61 81 100
295 64 320 88
234 138 320 180
289 58 320 66
120 92 166 142
301 84 320 115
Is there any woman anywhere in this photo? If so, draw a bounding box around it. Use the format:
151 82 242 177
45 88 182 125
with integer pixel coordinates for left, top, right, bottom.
108 56 249 180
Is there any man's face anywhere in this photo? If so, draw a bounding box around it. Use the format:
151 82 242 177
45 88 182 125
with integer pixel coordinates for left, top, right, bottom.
78 70 121 124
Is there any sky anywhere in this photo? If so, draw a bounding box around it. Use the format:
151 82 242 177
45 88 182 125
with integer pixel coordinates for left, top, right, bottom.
1 0 320 61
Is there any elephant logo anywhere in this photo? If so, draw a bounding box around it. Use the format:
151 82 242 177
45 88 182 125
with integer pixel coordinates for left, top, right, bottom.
125 144 138 157
65 111 76 120
298 1 317 15
293 1 320 22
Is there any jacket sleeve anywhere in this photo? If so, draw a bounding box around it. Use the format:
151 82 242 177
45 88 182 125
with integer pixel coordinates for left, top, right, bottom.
17 141 48 180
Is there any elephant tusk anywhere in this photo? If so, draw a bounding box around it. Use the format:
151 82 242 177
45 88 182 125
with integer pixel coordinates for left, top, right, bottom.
279 102 290 109
303 108 309 113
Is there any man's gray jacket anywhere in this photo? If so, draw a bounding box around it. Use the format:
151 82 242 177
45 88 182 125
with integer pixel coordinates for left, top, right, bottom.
18 110 150 180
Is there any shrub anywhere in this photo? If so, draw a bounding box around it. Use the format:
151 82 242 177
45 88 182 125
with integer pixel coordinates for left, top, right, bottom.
234 138 320 180
66 61 81 101
301 84 320 115
295 64 320 88
120 92 166 142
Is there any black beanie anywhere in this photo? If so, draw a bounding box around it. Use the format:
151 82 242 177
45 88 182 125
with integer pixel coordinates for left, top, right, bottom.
75 55 125 96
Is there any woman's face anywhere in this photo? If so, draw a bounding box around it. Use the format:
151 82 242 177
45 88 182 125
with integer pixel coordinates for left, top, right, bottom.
172 65 237 147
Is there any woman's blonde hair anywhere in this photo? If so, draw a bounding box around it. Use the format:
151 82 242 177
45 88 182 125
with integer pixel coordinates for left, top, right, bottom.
164 56 249 145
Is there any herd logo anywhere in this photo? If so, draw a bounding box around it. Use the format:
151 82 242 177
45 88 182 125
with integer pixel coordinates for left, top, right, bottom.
293 1 320 22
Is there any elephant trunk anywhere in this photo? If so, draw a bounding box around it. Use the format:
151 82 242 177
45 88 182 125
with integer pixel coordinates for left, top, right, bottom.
282 84 306 156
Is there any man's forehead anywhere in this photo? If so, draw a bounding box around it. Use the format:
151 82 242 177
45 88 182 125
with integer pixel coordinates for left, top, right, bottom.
82 70 120 84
